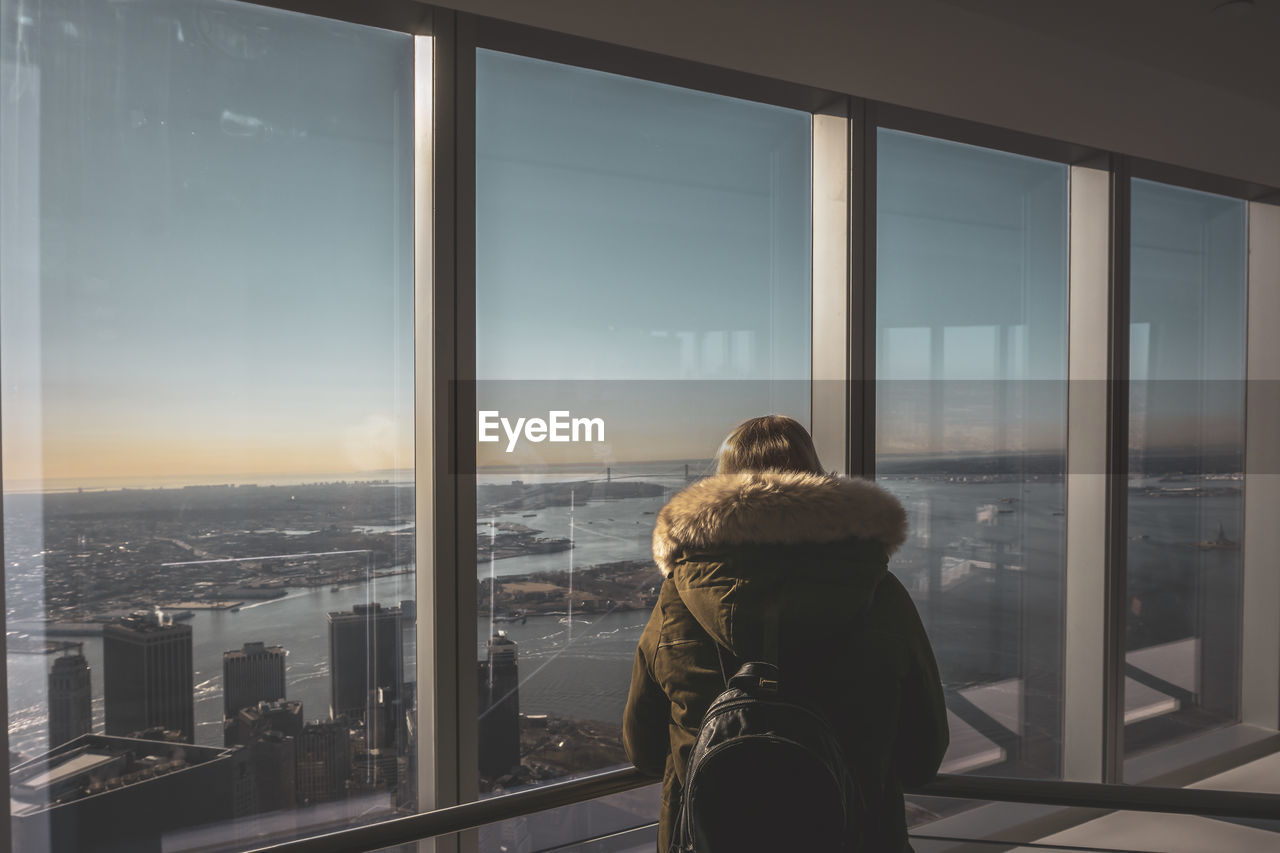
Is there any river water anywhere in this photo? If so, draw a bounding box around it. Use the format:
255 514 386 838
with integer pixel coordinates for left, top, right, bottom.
7 573 417 757
7 473 1242 762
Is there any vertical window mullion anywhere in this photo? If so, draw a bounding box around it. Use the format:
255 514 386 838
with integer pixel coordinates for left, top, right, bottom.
414 23 443 847
452 11 481 837
417 10 478 853
812 103 853 474
1241 200 1280 732
1103 157 1132 783
1063 163 1113 782
851 101 877 479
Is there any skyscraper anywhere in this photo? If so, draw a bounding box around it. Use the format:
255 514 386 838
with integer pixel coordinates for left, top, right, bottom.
103 610 194 743
223 641 287 717
224 699 304 813
327 602 403 721
296 721 350 804
48 648 92 748
478 632 520 780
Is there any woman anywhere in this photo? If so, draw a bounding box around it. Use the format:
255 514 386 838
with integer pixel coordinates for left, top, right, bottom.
623 415 948 852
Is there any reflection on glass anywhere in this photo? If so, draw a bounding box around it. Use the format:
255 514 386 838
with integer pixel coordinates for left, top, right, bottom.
876 129 1068 782
474 48 811 842
1 1 414 849
1124 179 1246 758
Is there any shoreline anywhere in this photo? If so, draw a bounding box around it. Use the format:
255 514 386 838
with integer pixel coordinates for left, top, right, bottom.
478 559 662 618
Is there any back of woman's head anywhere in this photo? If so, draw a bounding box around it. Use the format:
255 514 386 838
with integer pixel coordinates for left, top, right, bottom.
715 415 825 476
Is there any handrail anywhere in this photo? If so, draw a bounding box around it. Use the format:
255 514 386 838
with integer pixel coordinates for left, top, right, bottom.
245 768 1280 853
245 768 649 853
916 773 1280 820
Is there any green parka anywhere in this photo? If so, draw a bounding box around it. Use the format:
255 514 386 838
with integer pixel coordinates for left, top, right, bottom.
623 469 949 852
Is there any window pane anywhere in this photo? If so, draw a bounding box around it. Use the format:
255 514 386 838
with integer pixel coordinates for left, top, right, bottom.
474 47 811 843
1 2 415 849
876 129 1069 784
1124 179 1246 758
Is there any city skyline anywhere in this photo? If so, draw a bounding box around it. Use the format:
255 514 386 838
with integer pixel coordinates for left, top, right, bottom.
5 427 1251 494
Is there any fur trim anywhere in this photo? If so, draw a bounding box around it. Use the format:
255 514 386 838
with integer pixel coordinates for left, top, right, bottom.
652 470 908 576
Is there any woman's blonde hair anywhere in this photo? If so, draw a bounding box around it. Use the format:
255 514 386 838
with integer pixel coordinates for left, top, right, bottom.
715 415 825 476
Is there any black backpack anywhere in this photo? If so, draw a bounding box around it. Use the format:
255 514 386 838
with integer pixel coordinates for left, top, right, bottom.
671 599 869 853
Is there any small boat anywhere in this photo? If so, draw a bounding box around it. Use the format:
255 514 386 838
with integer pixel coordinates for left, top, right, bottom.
330 585 341 592
493 611 527 624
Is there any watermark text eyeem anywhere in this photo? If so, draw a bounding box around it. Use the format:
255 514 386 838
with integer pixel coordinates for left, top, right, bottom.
478 411 606 453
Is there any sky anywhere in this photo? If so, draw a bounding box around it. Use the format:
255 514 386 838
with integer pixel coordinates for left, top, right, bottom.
473 49 812 467
2 3 415 488
2 23 814 488
0 9 1249 490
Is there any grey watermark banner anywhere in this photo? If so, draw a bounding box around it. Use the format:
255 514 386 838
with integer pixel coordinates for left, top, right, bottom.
446 380 1272 476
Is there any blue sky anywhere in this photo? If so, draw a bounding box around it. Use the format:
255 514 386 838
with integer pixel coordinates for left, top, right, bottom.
2 3 414 486
473 50 812 464
0 9 1247 488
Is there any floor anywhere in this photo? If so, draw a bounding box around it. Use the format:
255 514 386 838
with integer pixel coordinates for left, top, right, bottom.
1010 750 1280 853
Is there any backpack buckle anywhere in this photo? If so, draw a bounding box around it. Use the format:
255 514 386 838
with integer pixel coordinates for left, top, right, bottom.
729 662 782 694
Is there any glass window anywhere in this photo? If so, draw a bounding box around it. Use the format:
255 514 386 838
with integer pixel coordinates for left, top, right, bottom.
1124 179 1246 758
474 47 811 845
2 1 415 849
876 129 1069 782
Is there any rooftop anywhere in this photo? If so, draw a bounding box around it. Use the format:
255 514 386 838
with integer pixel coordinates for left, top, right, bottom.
10 735 234 817
105 609 191 635
224 641 286 659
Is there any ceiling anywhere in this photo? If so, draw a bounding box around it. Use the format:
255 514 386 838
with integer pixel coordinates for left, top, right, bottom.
936 0 1280 111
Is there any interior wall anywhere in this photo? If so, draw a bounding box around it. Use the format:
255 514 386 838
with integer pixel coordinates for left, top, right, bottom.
435 0 1280 191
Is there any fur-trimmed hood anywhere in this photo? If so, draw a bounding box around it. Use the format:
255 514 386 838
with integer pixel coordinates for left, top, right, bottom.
652 469 908 577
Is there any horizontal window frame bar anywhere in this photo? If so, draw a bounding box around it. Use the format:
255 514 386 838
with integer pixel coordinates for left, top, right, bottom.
918 773 1280 821
872 101 1107 168
909 832 1155 853
236 0 435 34
243 766 1280 853
1130 156 1280 204
470 13 845 114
